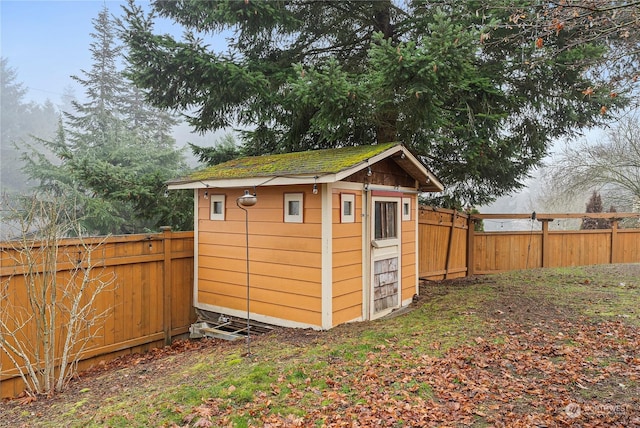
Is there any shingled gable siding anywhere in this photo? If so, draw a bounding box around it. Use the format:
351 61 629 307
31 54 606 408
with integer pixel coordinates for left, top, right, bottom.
331 187 364 326
400 193 419 305
196 186 323 327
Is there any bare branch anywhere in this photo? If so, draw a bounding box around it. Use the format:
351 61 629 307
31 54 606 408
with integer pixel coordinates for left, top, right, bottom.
545 115 640 212
0 192 117 396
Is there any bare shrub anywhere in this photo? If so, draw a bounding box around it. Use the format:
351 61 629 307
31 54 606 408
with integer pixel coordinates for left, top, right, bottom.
0 192 116 395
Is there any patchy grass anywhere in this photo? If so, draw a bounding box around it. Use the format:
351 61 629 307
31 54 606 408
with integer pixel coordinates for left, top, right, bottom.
1 264 639 427
494 265 640 325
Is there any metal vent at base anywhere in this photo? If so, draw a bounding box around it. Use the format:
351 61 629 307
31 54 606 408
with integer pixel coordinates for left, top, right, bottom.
190 311 274 341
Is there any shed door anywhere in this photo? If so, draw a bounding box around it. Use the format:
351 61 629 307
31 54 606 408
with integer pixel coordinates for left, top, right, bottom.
370 196 401 319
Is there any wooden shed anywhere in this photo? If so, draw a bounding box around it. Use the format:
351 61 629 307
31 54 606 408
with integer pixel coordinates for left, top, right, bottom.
168 143 443 330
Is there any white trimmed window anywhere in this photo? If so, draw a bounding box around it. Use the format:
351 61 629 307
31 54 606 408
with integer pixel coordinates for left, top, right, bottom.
402 197 411 221
341 193 355 223
210 194 226 220
284 193 303 223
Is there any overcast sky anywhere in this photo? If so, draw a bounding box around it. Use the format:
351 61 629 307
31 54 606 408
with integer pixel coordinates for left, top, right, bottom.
1 1 126 104
1 0 225 105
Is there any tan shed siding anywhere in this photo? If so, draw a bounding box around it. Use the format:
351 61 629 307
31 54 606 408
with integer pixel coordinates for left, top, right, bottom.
331 190 363 326
196 186 323 327
401 194 417 301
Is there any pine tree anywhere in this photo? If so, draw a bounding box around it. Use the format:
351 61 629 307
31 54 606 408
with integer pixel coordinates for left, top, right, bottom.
189 133 240 166
66 7 123 143
23 6 192 235
1 59 29 148
581 191 611 230
122 0 625 207
1 58 58 194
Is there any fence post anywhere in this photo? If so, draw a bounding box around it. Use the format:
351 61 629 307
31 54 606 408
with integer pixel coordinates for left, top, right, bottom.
610 220 619 264
160 226 173 345
466 216 475 276
541 220 550 268
444 210 457 279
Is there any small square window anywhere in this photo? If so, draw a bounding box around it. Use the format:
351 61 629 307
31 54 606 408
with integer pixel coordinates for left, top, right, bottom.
344 201 352 215
210 195 225 220
284 193 303 223
402 197 411 221
341 193 355 223
289 200 300 215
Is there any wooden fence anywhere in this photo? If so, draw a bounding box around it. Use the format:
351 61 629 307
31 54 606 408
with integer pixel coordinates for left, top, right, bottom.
0 228 195 399
418 207 640 279
2 209 639 397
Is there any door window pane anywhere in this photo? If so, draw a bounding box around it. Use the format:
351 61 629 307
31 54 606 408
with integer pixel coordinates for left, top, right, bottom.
374 201 397 239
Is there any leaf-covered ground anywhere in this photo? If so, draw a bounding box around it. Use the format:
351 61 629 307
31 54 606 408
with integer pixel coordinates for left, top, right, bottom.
2 264 639 427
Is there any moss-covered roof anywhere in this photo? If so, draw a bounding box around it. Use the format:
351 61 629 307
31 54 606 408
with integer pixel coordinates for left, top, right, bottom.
181 143 399 182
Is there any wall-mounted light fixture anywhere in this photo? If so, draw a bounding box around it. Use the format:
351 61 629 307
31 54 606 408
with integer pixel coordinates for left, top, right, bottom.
200 182 211 199
367 165 372 176
312 176 318 195
237 189 257 207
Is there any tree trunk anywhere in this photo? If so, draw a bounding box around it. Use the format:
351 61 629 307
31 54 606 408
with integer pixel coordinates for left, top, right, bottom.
373 0 398 143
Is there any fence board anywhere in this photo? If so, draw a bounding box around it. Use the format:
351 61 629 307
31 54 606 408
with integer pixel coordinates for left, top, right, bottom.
418 208 468 279
1 230 195 399
619 230 640 263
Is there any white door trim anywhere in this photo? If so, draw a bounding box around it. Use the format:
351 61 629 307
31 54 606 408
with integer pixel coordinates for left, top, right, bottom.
370 195 402 320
